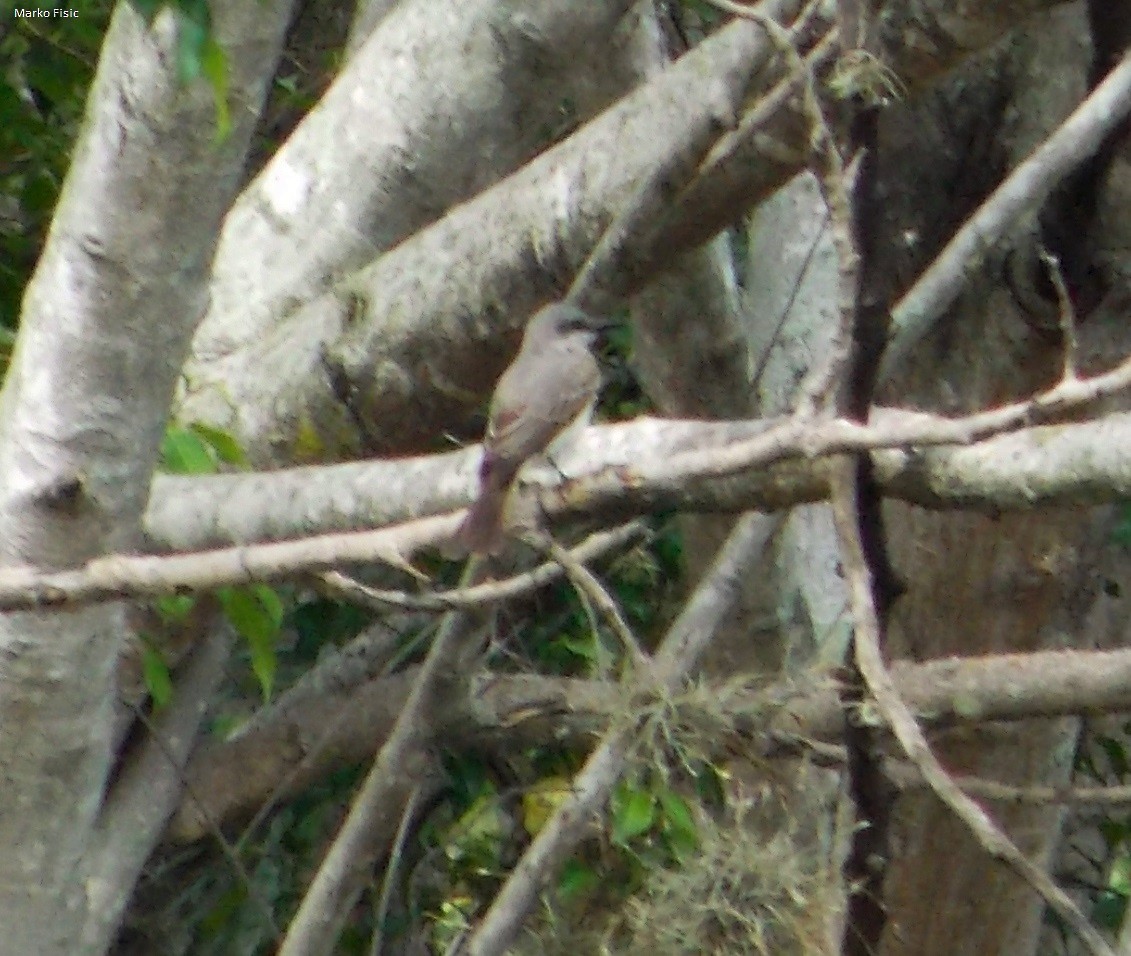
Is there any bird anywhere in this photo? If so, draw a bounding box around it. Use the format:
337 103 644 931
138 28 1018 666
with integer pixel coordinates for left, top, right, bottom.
454 302 608 555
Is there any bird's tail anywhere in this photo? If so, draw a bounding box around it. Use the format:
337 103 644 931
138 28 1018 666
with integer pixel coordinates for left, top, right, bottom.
453 472 511 556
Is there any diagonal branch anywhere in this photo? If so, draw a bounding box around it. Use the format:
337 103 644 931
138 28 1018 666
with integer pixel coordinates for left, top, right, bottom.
277 560 486 955
882 50 1131 379
83 625 233 951
181 1 1068 464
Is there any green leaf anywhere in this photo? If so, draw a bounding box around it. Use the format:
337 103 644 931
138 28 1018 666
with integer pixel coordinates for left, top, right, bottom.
176 3 209 85
1100 819 1131 852
188 421 247 466
1098 735 1130 779
201 36 230 142
156 593 196 623
521 776 570 837
141 642 173 709
611 782 655 845
1111 854 1131 896
558 858 599 900
1093 889 1128 932
161 425 217 474
693 761 727 808
658 789 698 858
247 636 277 702
210 712 243 740
220 585 283 700
221 584 284 642
556 632 599 663
1114 503 1131 548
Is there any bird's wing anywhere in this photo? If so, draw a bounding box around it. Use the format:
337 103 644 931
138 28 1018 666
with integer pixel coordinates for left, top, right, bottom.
486 345 599 466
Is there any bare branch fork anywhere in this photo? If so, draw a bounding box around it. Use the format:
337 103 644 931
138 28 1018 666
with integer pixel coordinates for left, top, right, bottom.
275 3 812 947
317 522 647 613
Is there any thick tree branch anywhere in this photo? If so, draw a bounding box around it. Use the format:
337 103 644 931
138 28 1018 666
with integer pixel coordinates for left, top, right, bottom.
9 395 1131 612
143 403 1131 553
179 0 660 461
186 0 641 440
180 0 1069 463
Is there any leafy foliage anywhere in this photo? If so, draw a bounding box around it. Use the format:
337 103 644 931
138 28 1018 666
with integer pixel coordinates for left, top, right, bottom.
140 640 174 710
157 422 288 702
219 584 284 701
1064 726 1131 938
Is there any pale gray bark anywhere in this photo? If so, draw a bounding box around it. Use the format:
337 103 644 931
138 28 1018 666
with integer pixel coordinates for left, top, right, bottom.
0 1 293 951
0 1 1107 951
82 628 231 952
137 404 1131 555
743 171 847 669
345 0 401 56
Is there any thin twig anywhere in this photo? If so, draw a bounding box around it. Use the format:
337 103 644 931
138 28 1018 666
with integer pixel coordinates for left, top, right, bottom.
800 748 1131 806
737 1 858 416
369 785 424 956
278 560 485 956
318 522 647 612
1039 248 1080 381
521 529 653 674
699 26 841 182
641 345 1131 486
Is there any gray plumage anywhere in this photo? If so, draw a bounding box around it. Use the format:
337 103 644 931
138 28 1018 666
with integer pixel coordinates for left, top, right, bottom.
456 303 604 554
